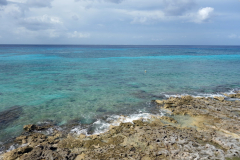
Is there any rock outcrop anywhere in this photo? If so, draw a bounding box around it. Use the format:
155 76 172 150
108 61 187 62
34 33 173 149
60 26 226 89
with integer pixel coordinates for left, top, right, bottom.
1 93 240 160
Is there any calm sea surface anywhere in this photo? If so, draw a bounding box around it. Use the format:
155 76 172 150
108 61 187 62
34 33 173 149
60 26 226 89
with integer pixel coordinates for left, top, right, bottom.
0 45 240 142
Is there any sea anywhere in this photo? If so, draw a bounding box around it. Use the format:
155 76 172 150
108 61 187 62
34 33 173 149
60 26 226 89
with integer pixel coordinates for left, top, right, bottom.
0 45 240 146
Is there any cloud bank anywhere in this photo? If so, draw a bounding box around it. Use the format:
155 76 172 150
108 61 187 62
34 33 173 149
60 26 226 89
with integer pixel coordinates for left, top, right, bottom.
19 15 62 30
163 0 196 16
26 0 54 8
0 0 7 6
0 0 239 45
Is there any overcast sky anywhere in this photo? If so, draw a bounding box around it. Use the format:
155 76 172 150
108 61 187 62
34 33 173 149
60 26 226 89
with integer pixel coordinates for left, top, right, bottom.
0 0 240 45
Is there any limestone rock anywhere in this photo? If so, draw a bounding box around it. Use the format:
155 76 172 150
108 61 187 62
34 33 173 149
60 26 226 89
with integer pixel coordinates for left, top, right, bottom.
3 95 240 160
23 124 37 132
214 96 225 101
224 93 240 99
160 116 178 123
155 100 164 105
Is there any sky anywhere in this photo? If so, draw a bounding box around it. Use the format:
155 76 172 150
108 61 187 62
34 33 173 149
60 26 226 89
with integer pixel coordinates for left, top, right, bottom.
0 0 240 45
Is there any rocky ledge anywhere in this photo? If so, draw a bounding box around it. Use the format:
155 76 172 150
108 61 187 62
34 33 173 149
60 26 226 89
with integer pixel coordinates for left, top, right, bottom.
1 93 240 160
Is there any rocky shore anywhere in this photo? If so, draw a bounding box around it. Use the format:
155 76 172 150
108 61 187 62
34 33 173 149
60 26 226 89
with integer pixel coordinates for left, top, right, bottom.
1 92 240 160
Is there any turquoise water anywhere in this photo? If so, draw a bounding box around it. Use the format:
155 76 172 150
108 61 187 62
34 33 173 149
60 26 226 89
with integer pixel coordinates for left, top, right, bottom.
0 45 240 142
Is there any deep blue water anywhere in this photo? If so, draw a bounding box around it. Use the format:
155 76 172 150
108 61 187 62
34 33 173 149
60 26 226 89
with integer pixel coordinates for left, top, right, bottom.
0 45 240 142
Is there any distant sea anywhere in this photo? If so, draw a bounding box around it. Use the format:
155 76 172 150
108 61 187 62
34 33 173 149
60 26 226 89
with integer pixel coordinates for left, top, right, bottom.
1 45 240 144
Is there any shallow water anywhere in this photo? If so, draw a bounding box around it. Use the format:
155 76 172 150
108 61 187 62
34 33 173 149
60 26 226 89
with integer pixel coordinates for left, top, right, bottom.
0 45 240 142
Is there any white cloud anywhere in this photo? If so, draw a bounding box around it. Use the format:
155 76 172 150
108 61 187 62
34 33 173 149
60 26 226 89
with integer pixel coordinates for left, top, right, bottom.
87 0 198 24
75 0 124 4
195 7 214 23
68 31 90 38
26 0 54 8
19 15 62 30
4 4 24 19
228 34 240 39
163 0 196 16
71 14 80 21
48 30 60 38
129 10 165 24
12 27 61 40
105 0 124 3
0 0 239 44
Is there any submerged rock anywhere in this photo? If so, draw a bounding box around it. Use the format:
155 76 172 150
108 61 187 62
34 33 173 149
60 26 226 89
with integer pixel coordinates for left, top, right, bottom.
23 123 53 132
0 106 22 129
96 107 107 112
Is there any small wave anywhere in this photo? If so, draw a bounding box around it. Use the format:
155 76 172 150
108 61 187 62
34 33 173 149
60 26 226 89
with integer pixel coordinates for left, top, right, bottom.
223 88 240 95
70 112 163 136
162 88 240 99
162 92 225 98
71 127 88 135
1 143 28 156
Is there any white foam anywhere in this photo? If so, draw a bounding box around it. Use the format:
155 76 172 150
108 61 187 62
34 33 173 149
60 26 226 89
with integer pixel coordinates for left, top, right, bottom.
163 93 188 98
70 111 163 136
224 88 240 95
193 93 225 98
71 89 240 136
91 120 111 134
162 88 240 99
6 145 17 152
71 127 88 135
163 92 230 99
107 113 152 126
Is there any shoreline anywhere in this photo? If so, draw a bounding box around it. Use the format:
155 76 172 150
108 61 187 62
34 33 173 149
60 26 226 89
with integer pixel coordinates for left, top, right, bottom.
1 92 240 159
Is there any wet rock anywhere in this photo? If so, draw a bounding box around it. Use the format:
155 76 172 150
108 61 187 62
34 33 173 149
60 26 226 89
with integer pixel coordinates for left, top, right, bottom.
23 124 37 132
155 100 164 105
3 146 33 160
23 123 53 132
160 116 178 123
224 93 240 99
15 135 27 144
3 95 240 160
214 96 225 101
78 134 86 139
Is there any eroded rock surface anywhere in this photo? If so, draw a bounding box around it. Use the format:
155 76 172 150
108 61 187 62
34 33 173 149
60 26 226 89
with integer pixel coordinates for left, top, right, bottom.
1 93 240 160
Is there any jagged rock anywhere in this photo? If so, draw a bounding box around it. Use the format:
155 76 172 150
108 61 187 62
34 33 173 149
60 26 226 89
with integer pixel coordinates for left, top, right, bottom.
224 93 240 99
160 116 178 123
23 123 53 132
214 96 225 101
155 100 164 105
3 146 33 160
23 124 37 132
2 95 240 160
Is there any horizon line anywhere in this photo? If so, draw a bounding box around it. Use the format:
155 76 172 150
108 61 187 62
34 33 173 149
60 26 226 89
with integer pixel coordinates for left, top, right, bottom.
0 44 240 46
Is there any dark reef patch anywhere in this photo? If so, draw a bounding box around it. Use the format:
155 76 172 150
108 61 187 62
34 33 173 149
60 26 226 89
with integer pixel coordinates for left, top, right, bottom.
96 107 107 112
131 90 165 99
0 106 23 130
